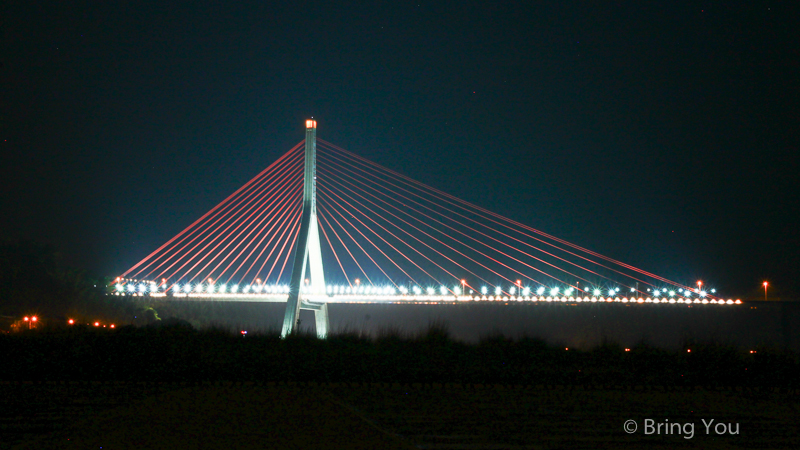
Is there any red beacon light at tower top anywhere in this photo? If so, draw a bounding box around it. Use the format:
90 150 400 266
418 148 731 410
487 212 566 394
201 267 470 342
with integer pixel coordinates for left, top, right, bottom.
306 120 316 129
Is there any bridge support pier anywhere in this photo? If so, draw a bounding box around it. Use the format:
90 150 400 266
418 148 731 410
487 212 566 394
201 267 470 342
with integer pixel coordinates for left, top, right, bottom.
282 120 328 338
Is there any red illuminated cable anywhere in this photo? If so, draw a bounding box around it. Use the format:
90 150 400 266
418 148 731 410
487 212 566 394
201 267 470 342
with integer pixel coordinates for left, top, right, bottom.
318 147 645 289
320 141 682 290
153 150 303 281
319 186 489 290
226 197 302 284
319 184 457 288
156 156 304 282
128 143 298 277
253 205 302 284
320 176 534 290
318 209 369 286
318 203 392 286
272 212 302 284
241 202 301 284
319 191 422 287
319 178 504 290
182 177 303 283
142 149 303 281
194 179 304 283
319 161 594 289
122 142 303 280
318 163 570 288
318 211 351 287
209 184 302 283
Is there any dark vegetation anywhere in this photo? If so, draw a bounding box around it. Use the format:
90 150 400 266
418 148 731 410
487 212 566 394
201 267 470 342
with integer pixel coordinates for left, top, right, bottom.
2 321 797 387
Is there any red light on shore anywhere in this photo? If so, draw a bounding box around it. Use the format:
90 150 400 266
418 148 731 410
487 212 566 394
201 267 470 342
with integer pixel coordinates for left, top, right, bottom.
687 349 692 353
31 316 37 322
94 322 100 327
110 324 115 328
24 317 29 321
625 348 630 352
68 319 74 325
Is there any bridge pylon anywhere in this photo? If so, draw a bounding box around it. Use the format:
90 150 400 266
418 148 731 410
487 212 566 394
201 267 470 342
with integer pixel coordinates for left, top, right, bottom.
282 120 328 338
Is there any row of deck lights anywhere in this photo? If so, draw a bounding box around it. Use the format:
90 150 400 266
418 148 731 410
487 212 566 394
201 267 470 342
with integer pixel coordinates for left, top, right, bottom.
116 281 717 300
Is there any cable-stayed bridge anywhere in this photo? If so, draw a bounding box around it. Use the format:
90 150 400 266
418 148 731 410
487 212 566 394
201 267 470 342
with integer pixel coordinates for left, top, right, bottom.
116 120 740 337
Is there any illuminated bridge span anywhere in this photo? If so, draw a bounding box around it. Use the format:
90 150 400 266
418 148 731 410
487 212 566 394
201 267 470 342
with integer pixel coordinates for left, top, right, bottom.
117 120 737 337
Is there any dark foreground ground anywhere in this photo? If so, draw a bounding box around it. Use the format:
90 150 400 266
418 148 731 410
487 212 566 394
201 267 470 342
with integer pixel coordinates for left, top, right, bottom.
2 324 799 449
2 381 799 449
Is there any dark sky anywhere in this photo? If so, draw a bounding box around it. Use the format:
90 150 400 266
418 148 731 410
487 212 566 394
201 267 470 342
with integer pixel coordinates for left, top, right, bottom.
3 1 797 296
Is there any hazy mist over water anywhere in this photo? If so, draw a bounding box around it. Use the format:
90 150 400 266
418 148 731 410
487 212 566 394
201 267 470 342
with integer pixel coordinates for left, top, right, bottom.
154 301 798 350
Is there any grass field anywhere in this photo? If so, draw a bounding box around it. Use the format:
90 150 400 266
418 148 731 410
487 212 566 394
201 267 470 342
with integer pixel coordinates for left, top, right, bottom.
3 382 798 449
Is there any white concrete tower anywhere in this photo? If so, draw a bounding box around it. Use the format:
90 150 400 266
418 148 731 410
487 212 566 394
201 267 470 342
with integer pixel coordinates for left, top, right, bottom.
282 120 328 338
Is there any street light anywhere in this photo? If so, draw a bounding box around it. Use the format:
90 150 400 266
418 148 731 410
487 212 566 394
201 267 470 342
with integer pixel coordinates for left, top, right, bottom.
763 281 768 301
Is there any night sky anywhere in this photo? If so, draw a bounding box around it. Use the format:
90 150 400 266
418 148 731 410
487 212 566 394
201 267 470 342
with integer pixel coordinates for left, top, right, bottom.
3 2 798 296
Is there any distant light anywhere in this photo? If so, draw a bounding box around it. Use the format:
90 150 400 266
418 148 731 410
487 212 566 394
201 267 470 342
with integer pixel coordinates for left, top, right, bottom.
710 288 716 293
427 287 435 295
24 317 29 321
127 284 136 293
110 324 115 328
184 284 192 293
68 319 74 325
31 316 37 322
608 289 615 297
495 286 502 295
537 286 546 295
149 284 158 292
630 287 636 292
94 322 100 327
115 284 124 292
481 286 488 295
440 286 447 295
231 284 239 293
687 349 691 353
584 286 590 292
138 284 146 292
625 348 630 352
593 288 601 296
699 290 707 297
550 287 559 296
509 286 516 295
669 290 675 297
